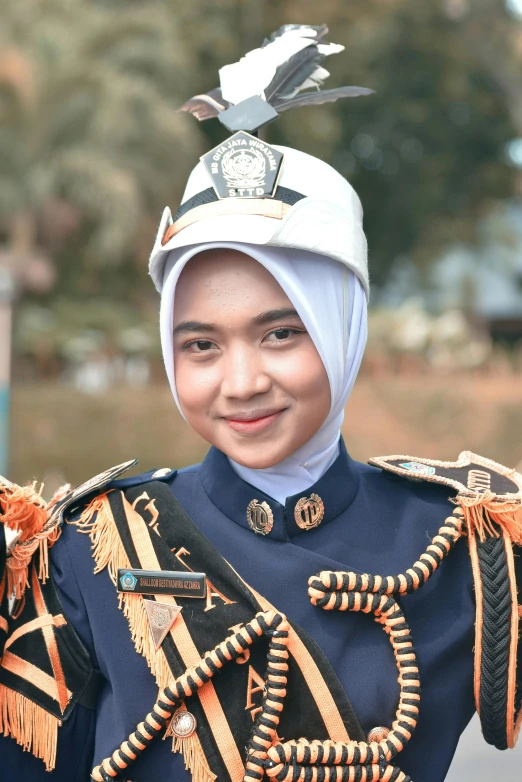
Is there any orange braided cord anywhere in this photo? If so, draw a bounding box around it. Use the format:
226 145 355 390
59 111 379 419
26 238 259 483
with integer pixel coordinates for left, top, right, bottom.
308 510 463 607
265 761 411 781
88 511 465 782
266 591 419 774
90 611 290 782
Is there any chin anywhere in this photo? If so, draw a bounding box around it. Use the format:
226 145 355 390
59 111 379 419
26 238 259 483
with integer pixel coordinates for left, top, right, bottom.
226 444 289 470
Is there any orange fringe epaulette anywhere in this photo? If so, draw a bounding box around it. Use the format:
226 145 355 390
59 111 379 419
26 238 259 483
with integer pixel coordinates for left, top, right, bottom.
454 490 522 546
0 480 66 772
0 480 62 599
368 451 522 546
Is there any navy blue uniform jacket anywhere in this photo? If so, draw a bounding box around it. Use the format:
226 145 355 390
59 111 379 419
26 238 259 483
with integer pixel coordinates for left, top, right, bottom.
2 442 476 781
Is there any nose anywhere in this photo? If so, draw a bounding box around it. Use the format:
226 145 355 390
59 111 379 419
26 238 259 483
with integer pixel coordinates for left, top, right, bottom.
220 343 271 400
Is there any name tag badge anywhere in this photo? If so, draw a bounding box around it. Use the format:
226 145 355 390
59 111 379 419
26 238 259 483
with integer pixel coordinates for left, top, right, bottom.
117 568 206 598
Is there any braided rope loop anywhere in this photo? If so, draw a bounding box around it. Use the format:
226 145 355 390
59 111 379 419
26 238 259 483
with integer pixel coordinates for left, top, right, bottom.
91 512 466 781
90 610 290 782
296 511 465 782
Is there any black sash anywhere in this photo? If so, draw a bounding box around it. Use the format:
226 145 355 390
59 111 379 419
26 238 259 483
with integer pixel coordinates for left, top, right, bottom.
93 480 364 781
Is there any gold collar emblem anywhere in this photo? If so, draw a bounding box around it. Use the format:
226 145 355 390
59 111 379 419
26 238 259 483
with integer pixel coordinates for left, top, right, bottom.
294 494 324 531
246 499 274 535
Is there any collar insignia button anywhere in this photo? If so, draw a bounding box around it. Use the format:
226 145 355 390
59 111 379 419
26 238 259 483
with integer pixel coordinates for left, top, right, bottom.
246 499 274 535
294 494 324 531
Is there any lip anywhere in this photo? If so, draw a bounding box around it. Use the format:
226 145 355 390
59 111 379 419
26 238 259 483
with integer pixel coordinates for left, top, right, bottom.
224 409 286 435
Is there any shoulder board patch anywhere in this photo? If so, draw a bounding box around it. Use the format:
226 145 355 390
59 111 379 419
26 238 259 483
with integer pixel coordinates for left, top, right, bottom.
108 467 177 492
368 451 522 501
51 459 138 525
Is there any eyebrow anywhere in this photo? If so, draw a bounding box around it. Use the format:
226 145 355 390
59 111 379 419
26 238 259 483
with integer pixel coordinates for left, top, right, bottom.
250 307 301 326
173 308 301 336
173 320 215 336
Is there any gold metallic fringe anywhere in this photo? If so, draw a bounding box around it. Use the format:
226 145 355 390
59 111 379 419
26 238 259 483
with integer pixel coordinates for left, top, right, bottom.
72 493 215 777
71 493 172 689
166 707 217 782
455 490 522 545
0 682 60 771
171 734 217 782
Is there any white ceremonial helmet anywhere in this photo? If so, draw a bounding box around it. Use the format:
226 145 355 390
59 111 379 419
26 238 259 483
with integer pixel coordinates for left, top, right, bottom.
148 24 373 299
148 142 369 299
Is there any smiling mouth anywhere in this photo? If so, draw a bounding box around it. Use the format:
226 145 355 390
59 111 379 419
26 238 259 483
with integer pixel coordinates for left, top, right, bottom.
224 409 286 435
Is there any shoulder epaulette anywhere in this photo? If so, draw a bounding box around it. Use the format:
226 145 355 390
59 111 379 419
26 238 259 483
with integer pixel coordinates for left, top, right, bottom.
51 459 139 525
0 461 138 770
369 450 522 750
0 460 137 601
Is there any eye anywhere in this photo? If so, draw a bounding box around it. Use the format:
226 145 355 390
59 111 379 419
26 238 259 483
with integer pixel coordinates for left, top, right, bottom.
183 340 217 353
264 327 303 343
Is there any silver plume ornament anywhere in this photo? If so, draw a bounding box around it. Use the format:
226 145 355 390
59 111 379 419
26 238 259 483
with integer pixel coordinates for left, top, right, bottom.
179 24 374 133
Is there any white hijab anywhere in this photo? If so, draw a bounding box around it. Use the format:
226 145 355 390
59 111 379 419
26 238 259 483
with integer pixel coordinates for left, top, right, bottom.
159 242 367 504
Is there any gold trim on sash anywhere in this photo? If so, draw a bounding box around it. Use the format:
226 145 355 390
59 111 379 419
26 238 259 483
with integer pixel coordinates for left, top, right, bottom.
246 586 350 743
121 495 244 780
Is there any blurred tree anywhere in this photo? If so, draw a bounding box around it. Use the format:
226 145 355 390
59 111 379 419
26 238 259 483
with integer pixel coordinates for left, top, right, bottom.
0 0 202 297
175 0 518 286
0 0 519 297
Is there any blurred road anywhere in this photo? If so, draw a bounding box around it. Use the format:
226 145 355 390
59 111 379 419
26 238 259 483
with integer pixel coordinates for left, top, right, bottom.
446 714 521 781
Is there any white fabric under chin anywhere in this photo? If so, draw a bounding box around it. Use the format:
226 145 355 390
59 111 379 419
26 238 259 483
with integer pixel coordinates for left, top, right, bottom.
159 243 368 505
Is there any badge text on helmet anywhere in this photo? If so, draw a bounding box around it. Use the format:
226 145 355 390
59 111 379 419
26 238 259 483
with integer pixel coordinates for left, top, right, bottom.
201 131 284 200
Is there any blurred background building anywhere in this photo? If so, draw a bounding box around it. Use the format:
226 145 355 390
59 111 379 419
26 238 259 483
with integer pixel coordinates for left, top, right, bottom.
1 0 522 776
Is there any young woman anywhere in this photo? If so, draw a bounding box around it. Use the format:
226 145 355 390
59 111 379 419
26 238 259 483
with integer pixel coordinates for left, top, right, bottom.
1 25 520 782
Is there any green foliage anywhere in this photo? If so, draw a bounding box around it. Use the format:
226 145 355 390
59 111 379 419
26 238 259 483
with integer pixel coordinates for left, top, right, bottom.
0 0 519 301
0 0 203 288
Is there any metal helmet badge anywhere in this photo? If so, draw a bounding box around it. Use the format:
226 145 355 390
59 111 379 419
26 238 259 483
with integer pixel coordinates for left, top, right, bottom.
201 131 283 199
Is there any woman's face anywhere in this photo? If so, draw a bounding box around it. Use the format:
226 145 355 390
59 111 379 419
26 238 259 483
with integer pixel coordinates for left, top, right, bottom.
173 249 331 469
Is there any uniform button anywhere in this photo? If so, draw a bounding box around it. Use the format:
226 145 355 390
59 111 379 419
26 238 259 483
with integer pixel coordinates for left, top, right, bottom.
152 468 172 478
170 710 197 738
367 726 390 743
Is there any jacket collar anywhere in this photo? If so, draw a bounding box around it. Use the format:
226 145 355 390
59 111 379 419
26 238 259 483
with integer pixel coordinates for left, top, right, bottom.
198 438 360 542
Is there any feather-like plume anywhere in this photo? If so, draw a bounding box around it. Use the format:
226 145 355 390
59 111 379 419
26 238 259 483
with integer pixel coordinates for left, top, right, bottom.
178 23 374 131
274 86 375 113
179 88 229 122
262 24 329 46
219 29 320 105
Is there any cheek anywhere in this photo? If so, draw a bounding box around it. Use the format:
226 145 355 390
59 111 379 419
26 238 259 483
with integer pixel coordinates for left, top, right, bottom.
174 356 220 419
267 343 330 407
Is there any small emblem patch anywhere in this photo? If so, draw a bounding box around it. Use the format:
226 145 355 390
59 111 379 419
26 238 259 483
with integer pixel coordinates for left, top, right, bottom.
144 600 182 650
400 462 436 476
120 572 138 591
201 130 284 199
